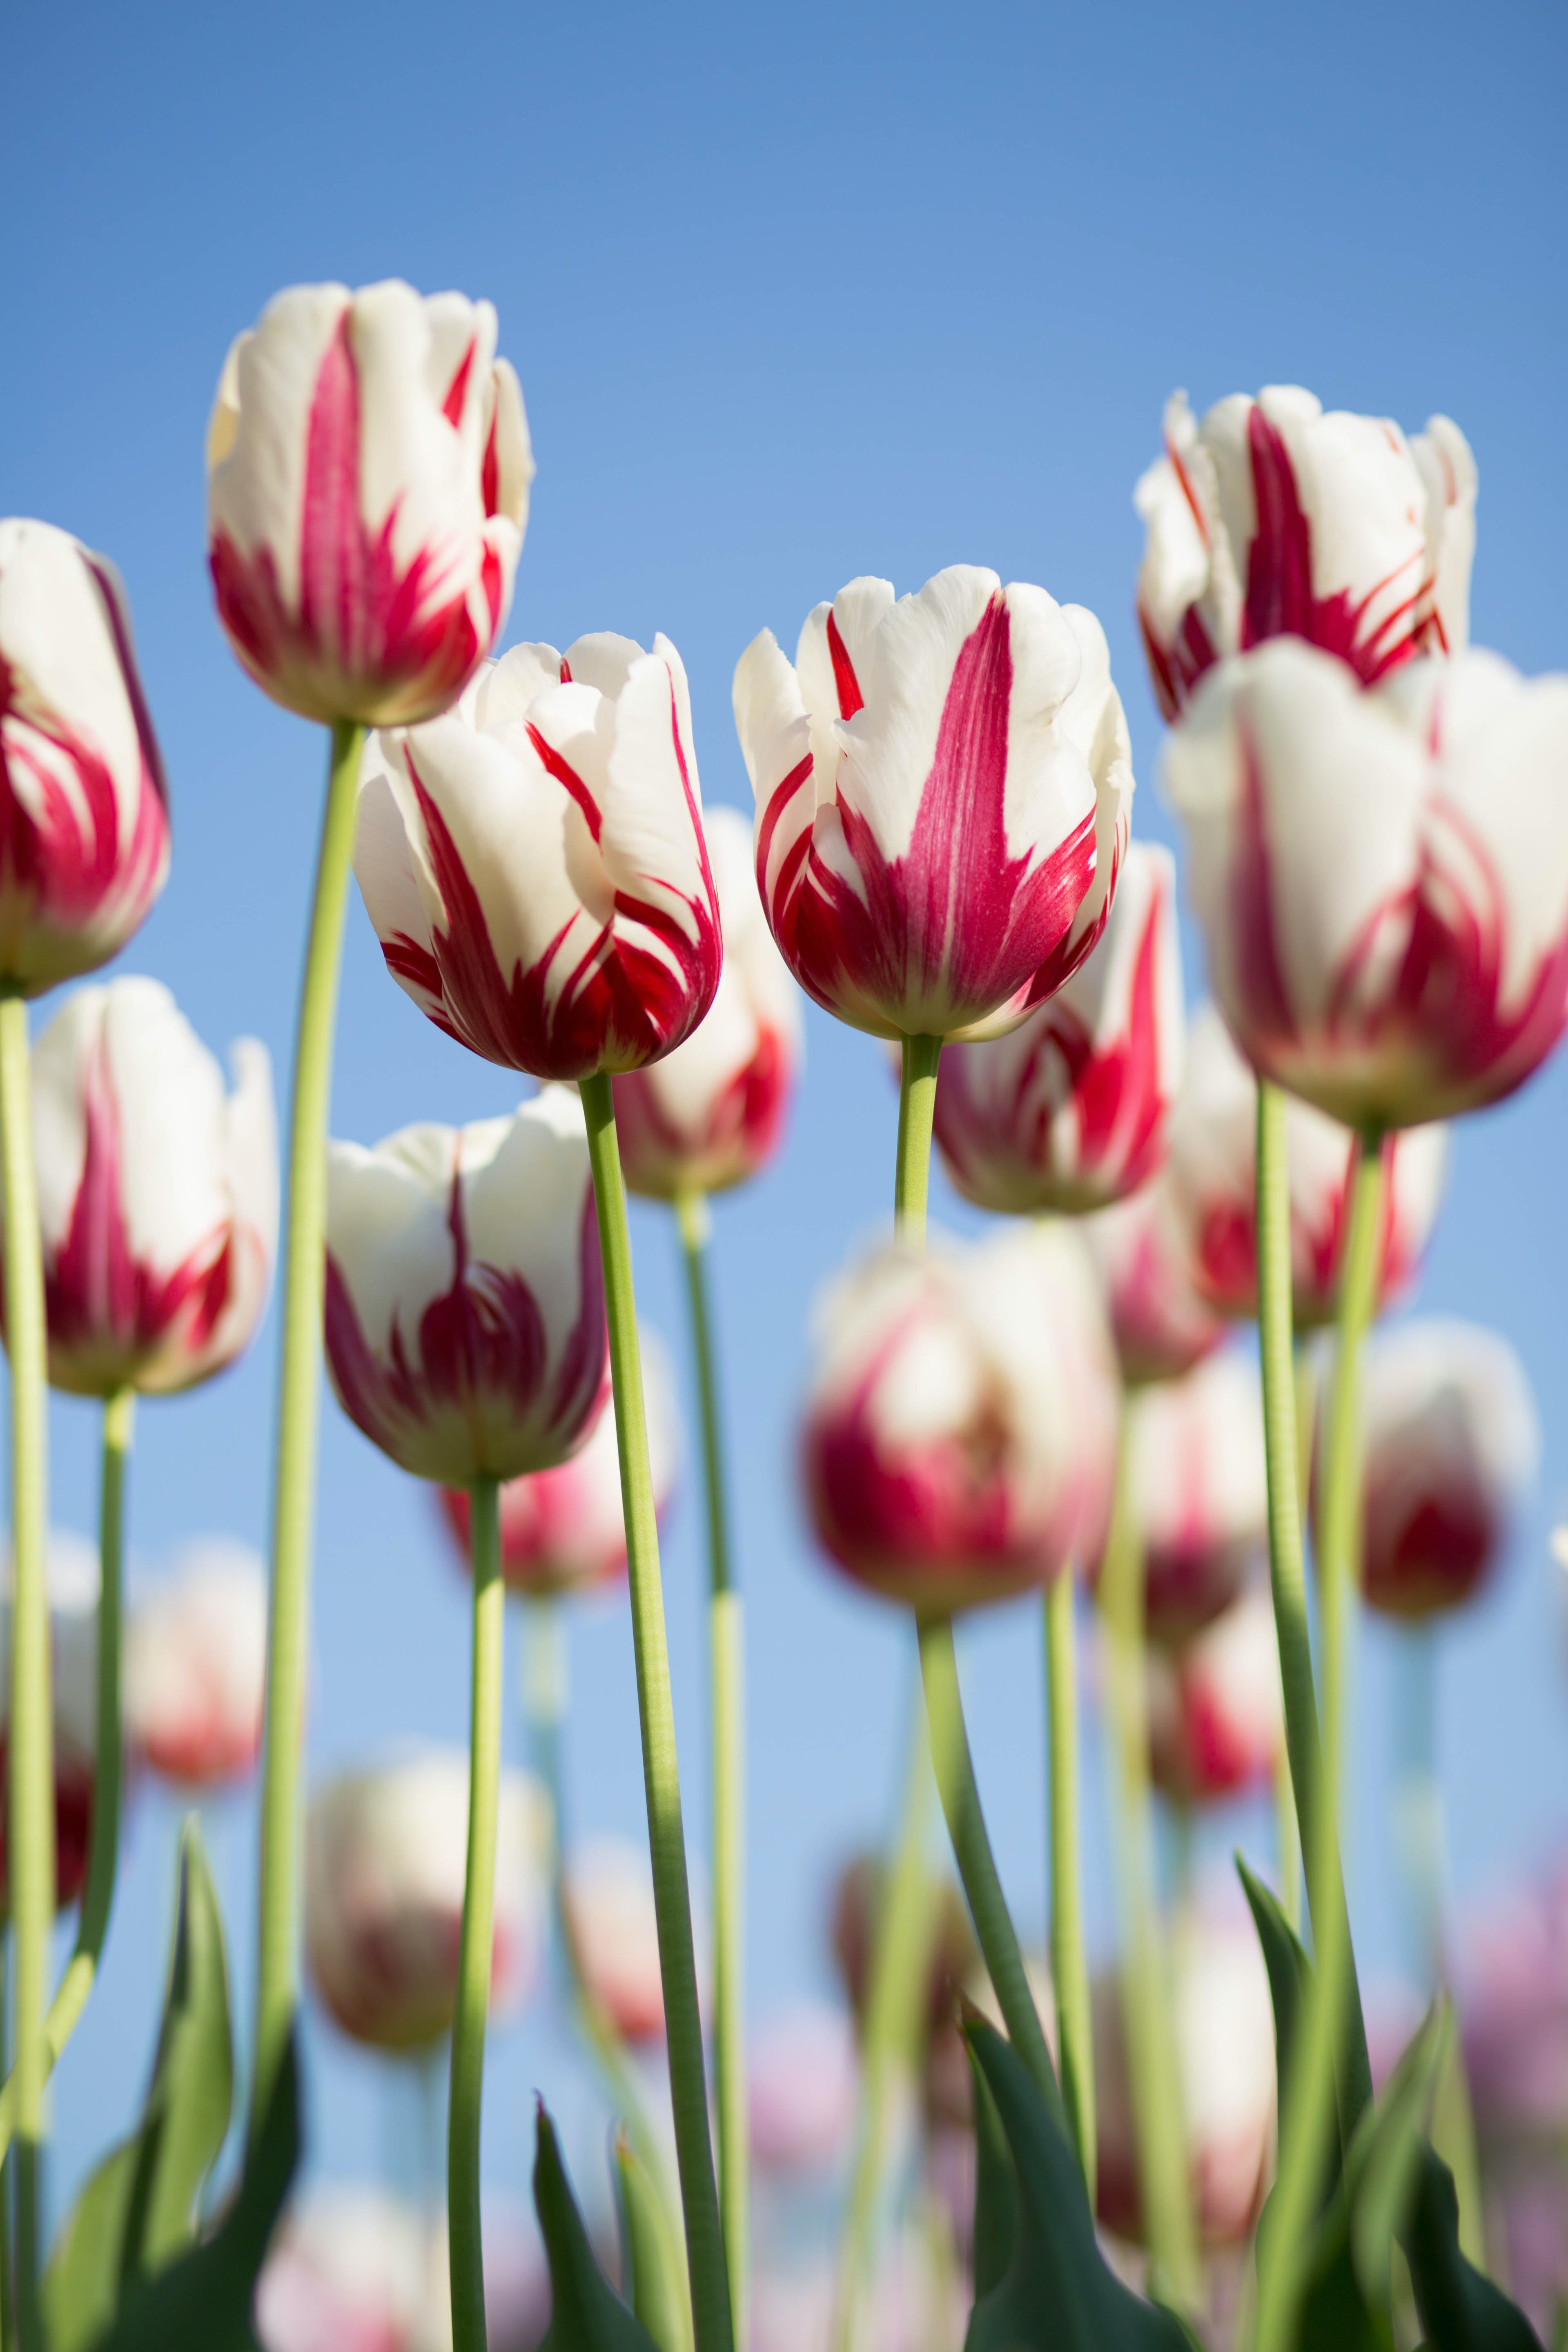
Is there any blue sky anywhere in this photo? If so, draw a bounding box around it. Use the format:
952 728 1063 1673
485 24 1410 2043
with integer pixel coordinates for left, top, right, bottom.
4 0 1566 2232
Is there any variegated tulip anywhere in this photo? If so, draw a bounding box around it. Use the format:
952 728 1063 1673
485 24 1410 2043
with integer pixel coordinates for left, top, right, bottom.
1135 385 1474 719
933 840 1182 1214
1083 1181 1225 1389
123 1540 268 1788
1164 643 1568 1129
355 635 721 1080
24 977 277 1397
257 2187 550 2352
801 1222 1118 1615
0 1530 99 1913
734 568 1133 1042
563 1835 709 2045
0 519 170 993
1164 1002 1446 1326
323 1089 608 1486
207 281 532 726
1146 1584 1284 1803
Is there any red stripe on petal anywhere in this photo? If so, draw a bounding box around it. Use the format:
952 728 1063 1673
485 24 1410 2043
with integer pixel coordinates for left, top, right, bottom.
826 612 864 719
524 724 603 844
442 339 477 428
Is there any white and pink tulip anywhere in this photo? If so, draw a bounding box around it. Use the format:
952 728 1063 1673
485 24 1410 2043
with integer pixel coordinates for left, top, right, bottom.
563 1834 708 2046
1083 1181 1225 1389
0 1530 100 1914
123 1539 268 1789
1146 1584 1285 1804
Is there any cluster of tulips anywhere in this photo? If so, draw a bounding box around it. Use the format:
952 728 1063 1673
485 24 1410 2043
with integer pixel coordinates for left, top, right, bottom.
0 278 1565 2352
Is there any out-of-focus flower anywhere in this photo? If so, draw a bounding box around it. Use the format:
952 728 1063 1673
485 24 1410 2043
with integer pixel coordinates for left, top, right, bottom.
1164 643 1568 1130
0 1530 98 1913
1134 385 1474 720
123 1539 267 1789
0 518 170 994
1146 1585 1284 1802
305 1749 548 2053
355 636 720 1080
748 2003 860 2177
932 841 1183 1215
802 1223 1118 1614
256 2186 550 2352
1163 1003 1446 1327
25 978 277 1398
1083 1181 1225 1389
207 281 532 728
751 2230 969 2352
1344 1319 1538 1619
831 1852 977 2103
562 1835 709 2045
734 569 1133 1042
324 1090 607 1486
439 1329 677 1595
1095 1905 1275 2248
613 806 803 1198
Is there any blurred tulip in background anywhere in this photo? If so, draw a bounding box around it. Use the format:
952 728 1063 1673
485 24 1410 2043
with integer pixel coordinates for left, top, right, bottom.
123 1539 268 1788
0 1530 98 1912
1146 1584 1285 1804
1083 1181 1225 1389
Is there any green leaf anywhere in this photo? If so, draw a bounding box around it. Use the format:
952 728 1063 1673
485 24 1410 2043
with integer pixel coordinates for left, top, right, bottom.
45 1820 234 2352
612 2130 692 2352
1350 2006 1448 2313
535 2103 659 2352
1236 1858 1314 2129
969 2040 1018 2303
1400 2145 1542 2352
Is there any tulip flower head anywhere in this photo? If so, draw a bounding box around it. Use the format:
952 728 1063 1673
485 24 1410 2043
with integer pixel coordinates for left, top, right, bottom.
613 804 803 1198
933 840 1183 1214
1083 1180 1225 1389
123 1539 268 1789
563 1835 709 2045
1146 1584 1285 1804
257 2186 551 2352
1164 643 1568 1129
305 1749 548 2052
1164 1003 1446 1327
355 634 721 1081
0 1530 98 1914
802 1221 1118 1615
0 519 170 994
734 568 1134 1042
748 2004 860 2177
207 281 532 727
1135 385 1475 720
23 977 277 1398
324 1089 608 1486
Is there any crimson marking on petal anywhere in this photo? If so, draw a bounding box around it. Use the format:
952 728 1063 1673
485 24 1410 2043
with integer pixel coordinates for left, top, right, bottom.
756 754 813 885
524 724 603 843
442 338 477 428
826 612 864 719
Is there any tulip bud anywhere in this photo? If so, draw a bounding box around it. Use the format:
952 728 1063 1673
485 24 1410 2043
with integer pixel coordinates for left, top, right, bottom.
748 2004 860 2178
0 1530 98 1914
734 570 1134 1042
1082 1180 1225 1389
932 842 1184 1215
355 635 721 1081
1134 385 1475 719
0 519 170 994
563 1835 709 2045
22 978 278 1399
305 1749 548 2052
206 281 532 726
802 1223 1119 1615
612 806 803 1198
122 1540 267 1790
1146 1585 1284 1803
324 1088 608 1486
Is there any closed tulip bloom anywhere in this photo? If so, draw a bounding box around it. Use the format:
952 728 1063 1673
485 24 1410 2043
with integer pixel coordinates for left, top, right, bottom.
1147 1585 1284 1804
734 568 1134 1042
305 1749 548 2052
563 1835 710 2045
324 1089 608 1486
122 1540 267 1789
1164 1003 1446 1327
613 805 803 1198
355 634 721 1080
932 840 1183 1214
1164 642 1568 1130
0 519 170 993
0 1530 99 1913
802 1222 1118 1615
207 281 532 727
1135 385 1475 720
1083 1181 1225 1389
25 978 277 1397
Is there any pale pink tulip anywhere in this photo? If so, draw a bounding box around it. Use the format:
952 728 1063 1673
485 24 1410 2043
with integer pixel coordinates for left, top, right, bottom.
563 1835 709 2045
122 1540 267 1789
748 2003 859 2176
1147 1585 1284 1802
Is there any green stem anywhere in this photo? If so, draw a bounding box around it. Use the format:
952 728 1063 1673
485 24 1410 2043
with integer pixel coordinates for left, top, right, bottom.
0 1935 11 2352
449 1477 503 2352
0 990 50 2352
1044 1571 1095 2193
578 1073 731 2352
894 1036 942 1241
676 1191 747 2350
1273 1744 1301 1937
252 716 366 2140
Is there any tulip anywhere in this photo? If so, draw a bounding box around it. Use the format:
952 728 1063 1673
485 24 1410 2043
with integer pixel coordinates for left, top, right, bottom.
801 1221 1119 1615
562 1835 710 2045
733 568 1134 1042
323 1089 608 1486
355 635 722 1082
256 2186 551 2352
0 1531 98 1913
1082 1181 1225 1389
747 2004 859 2177
931 840 1183 1215
1134 385 1475 720
304 1749 548 2052
1163 641 1568 1130
122 1540 267 1789
1146 1585 1284 1804
206 282 532 729
1344 1318 1538 1618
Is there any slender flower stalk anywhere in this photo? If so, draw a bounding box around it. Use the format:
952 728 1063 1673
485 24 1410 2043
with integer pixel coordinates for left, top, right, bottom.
0 1938 10 2352
1045 1572 1095 2191
449 1477 504 2352
252 718 366 2139
578 1073 732 2352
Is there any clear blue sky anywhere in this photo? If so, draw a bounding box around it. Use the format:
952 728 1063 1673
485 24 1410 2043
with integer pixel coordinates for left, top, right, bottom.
4 0 1566 2232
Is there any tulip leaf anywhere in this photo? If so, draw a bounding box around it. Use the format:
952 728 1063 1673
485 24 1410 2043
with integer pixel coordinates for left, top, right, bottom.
969 2039 1018 2302
612 2129 693 2352
535 2102 660 2351
1399 2145 1542 2352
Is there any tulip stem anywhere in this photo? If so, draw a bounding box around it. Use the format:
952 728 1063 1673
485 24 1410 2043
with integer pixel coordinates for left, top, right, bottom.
1045 1570 1096 2194
894 1036 942 1241
579 1072 732 2352
675 1190 748 2350
450 1475 504 2352
0 1938 10 2352
252 717 366 2143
